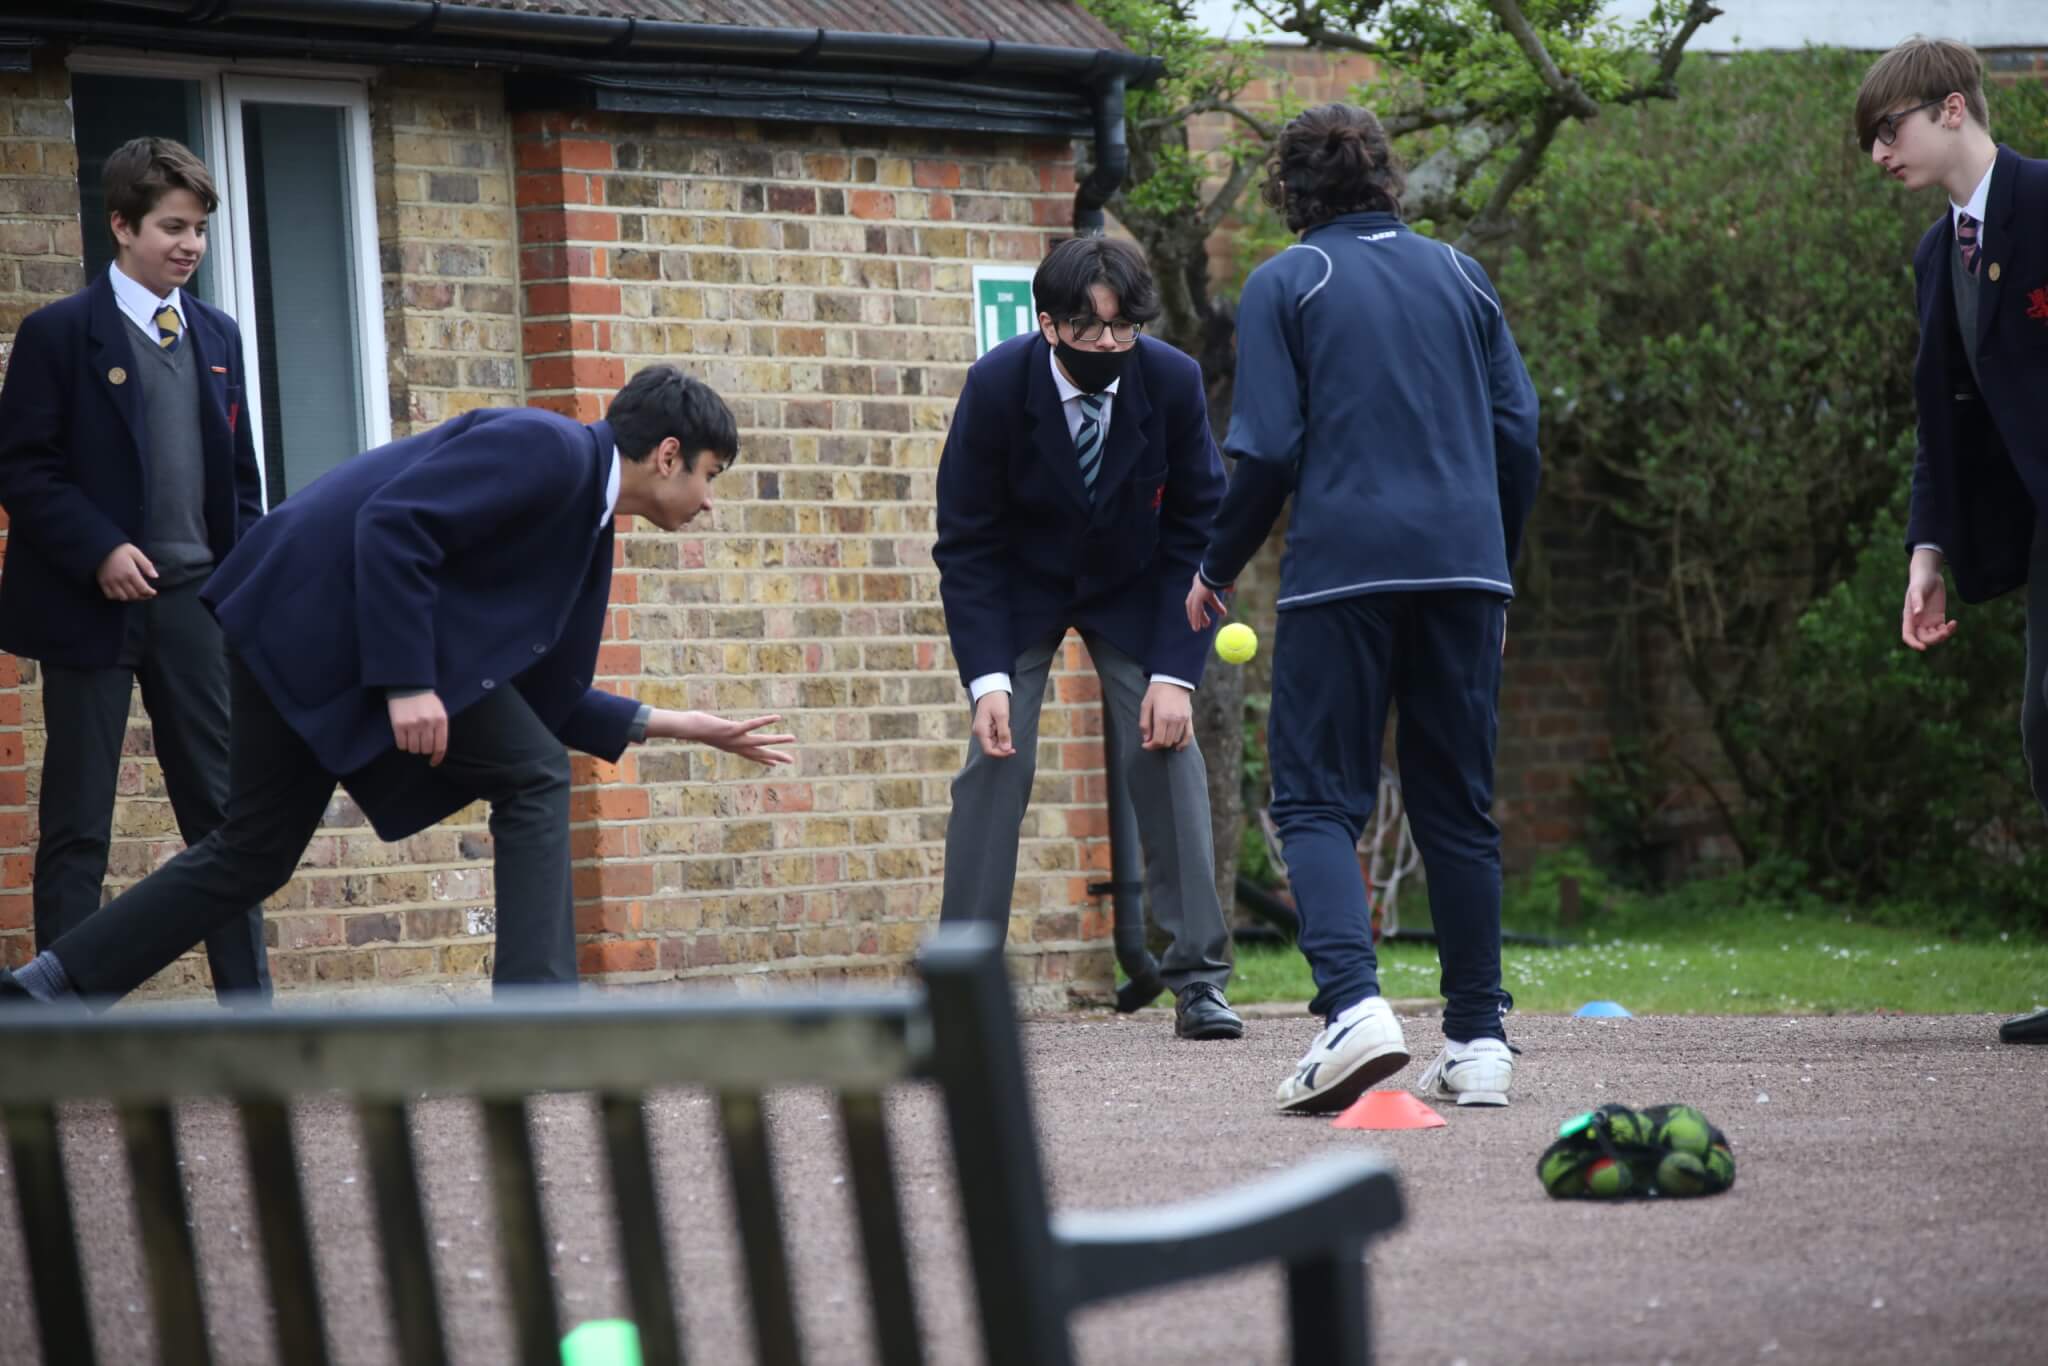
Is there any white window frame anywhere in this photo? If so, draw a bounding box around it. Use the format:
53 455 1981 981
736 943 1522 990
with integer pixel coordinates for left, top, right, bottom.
65 52 392 508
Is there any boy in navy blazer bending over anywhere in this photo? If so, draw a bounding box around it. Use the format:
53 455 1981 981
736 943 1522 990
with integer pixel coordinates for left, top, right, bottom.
1862 37 2048 1045
0 137 270 1002
934 236 1242 1040
1 366 794 1004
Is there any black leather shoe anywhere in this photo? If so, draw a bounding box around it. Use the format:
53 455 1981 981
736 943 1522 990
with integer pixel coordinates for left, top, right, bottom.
2000 1007 2048 1044
1174 981 1244 1040
0 968 33 1001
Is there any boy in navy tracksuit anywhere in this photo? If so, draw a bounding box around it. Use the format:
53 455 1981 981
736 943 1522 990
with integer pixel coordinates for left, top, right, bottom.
1188 104 1541 1112
1860 38 2048 1045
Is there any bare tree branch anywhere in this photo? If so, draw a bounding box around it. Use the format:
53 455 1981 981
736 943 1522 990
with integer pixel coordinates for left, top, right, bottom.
1615 0 1724 105
1140 98 1278 142
1381 102 1483 136
1198 153 1265 236
1453 105 1565 250
1482 0 1600 119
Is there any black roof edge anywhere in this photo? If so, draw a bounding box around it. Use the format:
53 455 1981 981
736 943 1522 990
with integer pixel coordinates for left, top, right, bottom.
33 0 1164 87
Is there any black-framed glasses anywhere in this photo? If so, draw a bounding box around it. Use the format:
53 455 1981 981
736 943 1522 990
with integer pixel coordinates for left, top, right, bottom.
1872 97 1946 148
1063 315 1144 344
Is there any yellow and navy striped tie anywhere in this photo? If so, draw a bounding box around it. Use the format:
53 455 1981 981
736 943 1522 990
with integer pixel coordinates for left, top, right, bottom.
152 302 183 352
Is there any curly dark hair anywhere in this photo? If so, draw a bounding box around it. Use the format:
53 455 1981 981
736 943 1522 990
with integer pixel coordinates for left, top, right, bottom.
1262 103 1406 233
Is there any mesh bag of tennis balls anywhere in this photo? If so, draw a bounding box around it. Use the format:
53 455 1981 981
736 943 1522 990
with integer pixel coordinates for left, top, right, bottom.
1536 1103 1735 1199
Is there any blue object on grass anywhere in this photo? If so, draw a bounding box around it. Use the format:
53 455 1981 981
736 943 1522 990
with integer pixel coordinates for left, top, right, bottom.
1574 1000 1633 1018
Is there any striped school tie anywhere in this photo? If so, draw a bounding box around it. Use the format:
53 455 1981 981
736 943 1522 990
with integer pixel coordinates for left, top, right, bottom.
1957 212 1980 278
1075 392 1106 497
153 302 183 352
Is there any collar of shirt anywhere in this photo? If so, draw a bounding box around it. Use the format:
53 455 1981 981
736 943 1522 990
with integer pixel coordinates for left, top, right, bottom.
602 445 621 528
109 260 184 339
1951 160 1994 244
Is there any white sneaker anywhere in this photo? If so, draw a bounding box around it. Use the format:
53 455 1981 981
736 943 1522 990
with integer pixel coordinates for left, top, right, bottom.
1417 1037 1514 1107
1276 996 1411 1114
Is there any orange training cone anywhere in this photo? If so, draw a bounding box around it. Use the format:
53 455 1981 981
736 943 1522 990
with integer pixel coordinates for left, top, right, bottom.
1331 1089 1447 1130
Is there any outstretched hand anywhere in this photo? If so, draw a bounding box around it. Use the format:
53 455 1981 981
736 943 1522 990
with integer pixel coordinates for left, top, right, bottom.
661 710 797 766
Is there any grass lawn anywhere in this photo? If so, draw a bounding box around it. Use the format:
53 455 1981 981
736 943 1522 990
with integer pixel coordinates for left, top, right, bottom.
1223 900 2048 1015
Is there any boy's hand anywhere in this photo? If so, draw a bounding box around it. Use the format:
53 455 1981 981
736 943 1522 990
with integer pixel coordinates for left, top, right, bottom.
972 692 1015 758
389 691 449 766
1140 681 1194 751
1186 574 1229 632
1901 550 1957 652
653 710 796 766
97 543 158 601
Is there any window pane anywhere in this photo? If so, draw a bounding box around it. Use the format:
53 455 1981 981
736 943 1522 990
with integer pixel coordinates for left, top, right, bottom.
241 101 364 500
69 73 222 307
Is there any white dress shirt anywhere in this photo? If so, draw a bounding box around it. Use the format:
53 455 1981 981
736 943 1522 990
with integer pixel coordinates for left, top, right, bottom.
603 446 621 527
109 260 184 341
1951 159 1993 253
966 347 1194 703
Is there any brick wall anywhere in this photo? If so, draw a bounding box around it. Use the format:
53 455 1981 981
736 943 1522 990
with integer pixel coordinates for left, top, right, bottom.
510 109 1106 1003
0 55 86 970
0 51 1119 1005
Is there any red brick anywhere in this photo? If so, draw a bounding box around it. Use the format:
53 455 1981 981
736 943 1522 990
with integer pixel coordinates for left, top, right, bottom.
0 892 28 931
912 160 962 189
526 390 606 422
848 190 894 220
525 281 620 316
529 354 625 392
579 938 657 975
594 788 649 820
1 854 30 888
516 171 590 207
594 643 641 675
0 773 24 805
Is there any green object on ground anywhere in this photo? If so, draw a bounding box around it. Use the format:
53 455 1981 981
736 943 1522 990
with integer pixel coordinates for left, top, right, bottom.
562 1319 642 1366
1536 1104 1736 1201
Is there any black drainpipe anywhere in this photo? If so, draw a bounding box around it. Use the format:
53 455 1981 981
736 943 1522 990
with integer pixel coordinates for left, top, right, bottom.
1071 75 1128 237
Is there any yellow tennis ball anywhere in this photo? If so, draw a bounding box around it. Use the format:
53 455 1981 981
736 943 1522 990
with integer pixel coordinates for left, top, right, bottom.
1215 622 1258 664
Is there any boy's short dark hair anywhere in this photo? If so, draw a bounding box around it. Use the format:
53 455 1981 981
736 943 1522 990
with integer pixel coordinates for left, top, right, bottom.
103 137 219 228
1032 236 1161 327
608 364 739 469
1855 37 1989 154
1263 103 1406 233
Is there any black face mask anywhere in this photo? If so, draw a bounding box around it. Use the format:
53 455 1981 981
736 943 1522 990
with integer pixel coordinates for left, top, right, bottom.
1053 338 1132 395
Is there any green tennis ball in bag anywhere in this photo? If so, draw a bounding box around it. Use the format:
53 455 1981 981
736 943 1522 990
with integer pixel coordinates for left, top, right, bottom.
1653 1106 1713 1157
1654 1151 1710 1197
1705 1142 1736 1189
1585 1157 1632 1198
1602 1107 1649 1147
1540 1147 1588 1197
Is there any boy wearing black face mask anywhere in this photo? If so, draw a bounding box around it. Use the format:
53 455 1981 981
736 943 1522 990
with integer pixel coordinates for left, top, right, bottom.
932 236 1242 1041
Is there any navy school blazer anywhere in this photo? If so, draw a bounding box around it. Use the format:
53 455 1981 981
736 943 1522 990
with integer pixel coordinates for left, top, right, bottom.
201 408 640 839
0 269 263 668
1905 144 2048 603
933 332 1226 689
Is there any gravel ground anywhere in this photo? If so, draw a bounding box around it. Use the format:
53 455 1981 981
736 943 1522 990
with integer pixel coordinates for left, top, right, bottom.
2 1008 2043 1366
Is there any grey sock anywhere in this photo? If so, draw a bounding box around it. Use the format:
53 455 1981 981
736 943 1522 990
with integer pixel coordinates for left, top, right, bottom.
14 951 75 1002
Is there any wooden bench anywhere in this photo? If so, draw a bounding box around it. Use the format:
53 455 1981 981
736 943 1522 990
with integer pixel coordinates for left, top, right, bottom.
0 923 1404 1365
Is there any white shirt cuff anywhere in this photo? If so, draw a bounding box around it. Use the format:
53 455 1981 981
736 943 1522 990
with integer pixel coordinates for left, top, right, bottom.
1913 543 1944 559
968 672 1012 702
1150 674 1195 692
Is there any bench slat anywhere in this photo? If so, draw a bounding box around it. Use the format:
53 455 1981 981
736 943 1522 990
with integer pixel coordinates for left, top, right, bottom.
838 1091 923 1366
359 1101 450 1366
720 1091 804 1366
599 1093 686 1366
121 1102 212 1366
484 1098 563 1366
0 998 923 1103
238 1100 331 1366
4 1104 98 1365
